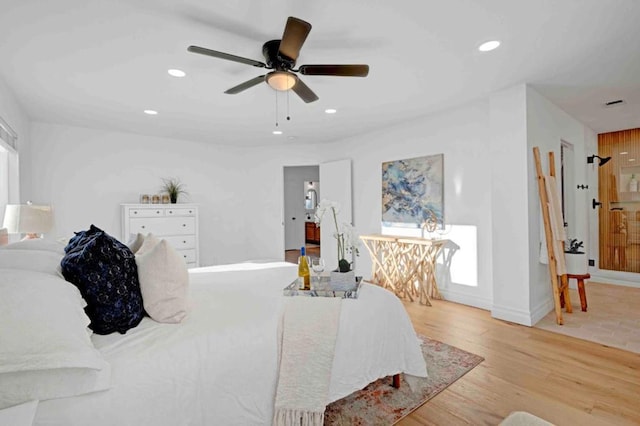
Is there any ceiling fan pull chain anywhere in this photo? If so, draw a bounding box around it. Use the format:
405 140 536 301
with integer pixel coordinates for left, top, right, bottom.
275 90 279 127
286 89 291 121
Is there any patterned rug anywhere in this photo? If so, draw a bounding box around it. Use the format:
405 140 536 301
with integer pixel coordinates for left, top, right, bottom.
324 335 484 425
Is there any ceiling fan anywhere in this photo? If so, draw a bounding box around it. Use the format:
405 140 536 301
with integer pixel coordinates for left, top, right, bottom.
187 16 369 103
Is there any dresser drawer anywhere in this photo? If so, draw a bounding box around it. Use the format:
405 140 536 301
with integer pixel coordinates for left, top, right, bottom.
177 249 197 263
164 235 196 250
166 208 196 217
129 208 165 218
122 203 199 267
129 217 196 236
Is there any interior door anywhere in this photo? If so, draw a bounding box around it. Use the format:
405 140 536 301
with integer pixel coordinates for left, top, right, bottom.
319 159 353 270
283 171 304 251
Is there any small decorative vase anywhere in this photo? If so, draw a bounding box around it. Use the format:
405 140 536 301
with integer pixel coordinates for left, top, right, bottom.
330 269 355 285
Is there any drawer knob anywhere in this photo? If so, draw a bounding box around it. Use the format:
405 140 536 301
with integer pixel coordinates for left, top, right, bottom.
169 210 173 214
141 225 145 229
183 255 187 258
183 240 186 244
134 211 138 214
182 224 186 227
156 211 160 214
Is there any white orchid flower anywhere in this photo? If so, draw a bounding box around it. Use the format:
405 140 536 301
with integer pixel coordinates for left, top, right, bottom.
313 199 360 269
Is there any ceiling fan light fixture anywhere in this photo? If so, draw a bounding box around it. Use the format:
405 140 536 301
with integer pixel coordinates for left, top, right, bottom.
143 109 158 115
266 71 296 91
272 130 283 135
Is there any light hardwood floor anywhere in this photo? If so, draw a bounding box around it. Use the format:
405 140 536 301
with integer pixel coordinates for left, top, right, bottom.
398 298 640 426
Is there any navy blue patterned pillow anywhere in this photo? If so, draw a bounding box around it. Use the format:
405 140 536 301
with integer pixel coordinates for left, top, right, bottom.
64 224 102 253
61 226 144 335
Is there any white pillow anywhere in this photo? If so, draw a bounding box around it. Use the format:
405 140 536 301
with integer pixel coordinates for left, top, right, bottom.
127 233 145 254
0 269 110 409
136 234 189 323
2 238 65 254
0 249 62 275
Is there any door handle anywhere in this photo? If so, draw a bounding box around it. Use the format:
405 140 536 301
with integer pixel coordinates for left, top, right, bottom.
592 199 602 209
292 217 296 220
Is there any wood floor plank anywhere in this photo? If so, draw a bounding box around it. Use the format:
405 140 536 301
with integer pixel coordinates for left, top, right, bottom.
398 298 640 425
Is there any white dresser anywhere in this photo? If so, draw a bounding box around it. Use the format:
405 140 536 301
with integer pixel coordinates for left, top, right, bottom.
121 204 199 268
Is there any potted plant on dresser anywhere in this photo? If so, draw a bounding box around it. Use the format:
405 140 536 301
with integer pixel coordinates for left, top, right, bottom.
161 178 188 204
564 238 587 275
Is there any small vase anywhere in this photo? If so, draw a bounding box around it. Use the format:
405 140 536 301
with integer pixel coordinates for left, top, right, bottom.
330 269 355 285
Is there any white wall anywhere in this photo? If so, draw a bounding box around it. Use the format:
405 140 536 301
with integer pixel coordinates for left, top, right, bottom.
525 86 595 321
489 85 532 323
320 101 494 309
25 122 322 266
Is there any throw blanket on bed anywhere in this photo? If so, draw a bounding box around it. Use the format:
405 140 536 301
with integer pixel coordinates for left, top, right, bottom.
273 297 342 426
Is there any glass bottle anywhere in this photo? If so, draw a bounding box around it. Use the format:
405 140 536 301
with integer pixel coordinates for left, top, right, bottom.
298 246 310 290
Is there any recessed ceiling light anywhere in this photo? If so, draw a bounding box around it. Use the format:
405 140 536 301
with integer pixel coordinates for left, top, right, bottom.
168 69 186 78
620 151 628 155
325 108 337 114
478 40 501 52
144 109 158 115
272 130 283 135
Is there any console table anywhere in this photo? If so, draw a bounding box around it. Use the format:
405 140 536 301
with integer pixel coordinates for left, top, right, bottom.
360 234 447 305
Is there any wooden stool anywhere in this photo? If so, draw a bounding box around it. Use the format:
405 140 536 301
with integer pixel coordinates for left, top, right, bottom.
566 273 590 312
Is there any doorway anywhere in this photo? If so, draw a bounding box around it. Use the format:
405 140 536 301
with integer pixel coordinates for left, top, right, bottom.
597 128 640 274
283 165 320 263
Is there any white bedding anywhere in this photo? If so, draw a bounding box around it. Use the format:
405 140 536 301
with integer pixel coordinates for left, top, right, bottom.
34 262 427 426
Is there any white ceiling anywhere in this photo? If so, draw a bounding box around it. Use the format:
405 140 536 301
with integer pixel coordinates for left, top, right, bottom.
0 0 639 146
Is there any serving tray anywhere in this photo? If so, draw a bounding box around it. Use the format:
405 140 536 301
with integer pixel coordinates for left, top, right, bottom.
283 276 363 299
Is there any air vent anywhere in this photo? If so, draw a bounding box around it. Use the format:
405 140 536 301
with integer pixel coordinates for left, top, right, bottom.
603 99 626 108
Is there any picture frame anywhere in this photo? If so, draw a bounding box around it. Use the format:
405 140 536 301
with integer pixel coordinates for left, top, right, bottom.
381 154 444 228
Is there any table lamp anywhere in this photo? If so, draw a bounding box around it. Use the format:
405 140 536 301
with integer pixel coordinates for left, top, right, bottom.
2 203 53 239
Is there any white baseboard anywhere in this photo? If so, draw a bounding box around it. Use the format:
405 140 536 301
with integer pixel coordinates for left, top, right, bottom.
490 304 535 326
530 298 554 325
588 272 640 288
438 288 492 311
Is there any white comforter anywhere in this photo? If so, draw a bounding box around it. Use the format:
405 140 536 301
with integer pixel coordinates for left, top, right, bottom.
34 262 427 426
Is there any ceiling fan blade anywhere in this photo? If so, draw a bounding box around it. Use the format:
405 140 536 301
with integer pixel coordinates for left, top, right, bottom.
298 64 369 77
292 75 319 103
224 75 266 94
187 45 266 68
278 17 312 61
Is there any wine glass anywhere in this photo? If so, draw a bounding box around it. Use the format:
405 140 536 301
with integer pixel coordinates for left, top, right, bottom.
310 257 325 286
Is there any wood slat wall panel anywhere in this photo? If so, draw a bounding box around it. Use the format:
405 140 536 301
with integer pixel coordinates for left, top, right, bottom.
598 128 640 272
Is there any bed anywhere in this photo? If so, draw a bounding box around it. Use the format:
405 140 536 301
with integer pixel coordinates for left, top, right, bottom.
1 242 427 426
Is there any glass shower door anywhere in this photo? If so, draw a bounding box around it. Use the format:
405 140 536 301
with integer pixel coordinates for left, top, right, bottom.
598 128 640 272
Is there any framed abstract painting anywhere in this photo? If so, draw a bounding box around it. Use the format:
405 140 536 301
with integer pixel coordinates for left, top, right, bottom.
381 154 444 228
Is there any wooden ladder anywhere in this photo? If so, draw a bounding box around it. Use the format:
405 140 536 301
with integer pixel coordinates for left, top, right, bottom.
533 147 572 325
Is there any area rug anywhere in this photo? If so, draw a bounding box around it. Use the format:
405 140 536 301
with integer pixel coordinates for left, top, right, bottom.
324 335 484 425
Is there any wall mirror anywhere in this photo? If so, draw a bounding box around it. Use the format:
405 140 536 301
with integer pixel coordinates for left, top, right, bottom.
305 189 317 210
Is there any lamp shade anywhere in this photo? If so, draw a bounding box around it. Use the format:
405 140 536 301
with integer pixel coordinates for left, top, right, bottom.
2 204 53 234
266 71 296 91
